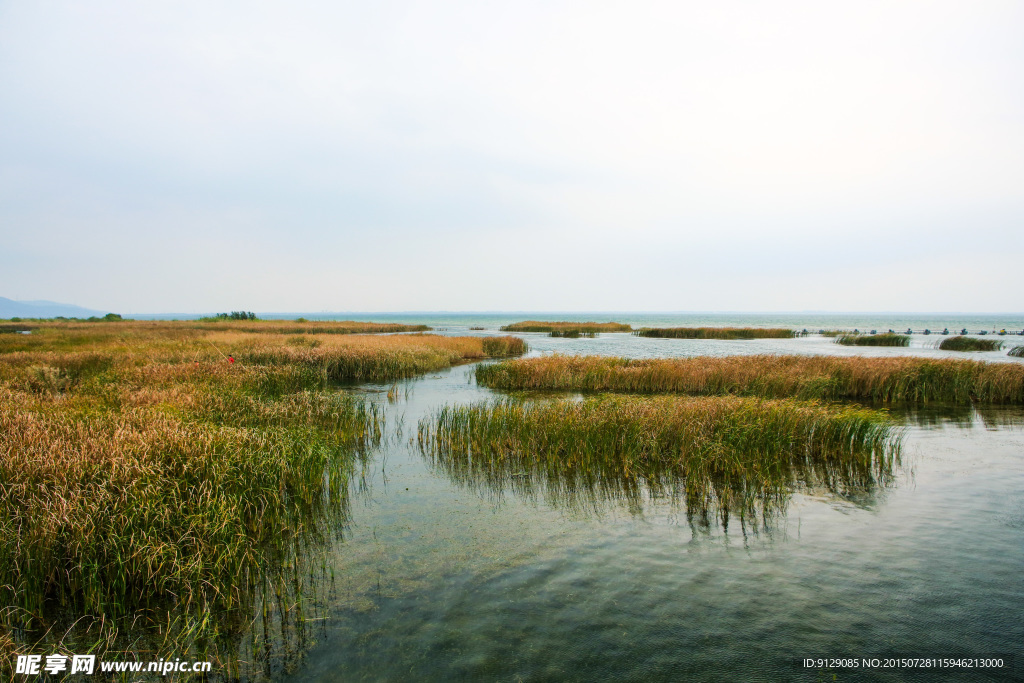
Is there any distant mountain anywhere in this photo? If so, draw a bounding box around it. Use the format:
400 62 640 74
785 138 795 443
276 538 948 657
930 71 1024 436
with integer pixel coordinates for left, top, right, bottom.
0 297 110 319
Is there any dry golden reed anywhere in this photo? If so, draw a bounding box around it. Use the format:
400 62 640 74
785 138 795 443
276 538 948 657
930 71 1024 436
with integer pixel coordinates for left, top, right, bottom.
192 319 432 334
500 321 632 333
634 327 795 339
0 321 528 383
0 321 527 670
476 354 1024 404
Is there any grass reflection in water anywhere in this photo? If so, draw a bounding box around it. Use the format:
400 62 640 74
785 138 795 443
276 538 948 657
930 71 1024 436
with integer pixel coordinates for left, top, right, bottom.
418 395 903 534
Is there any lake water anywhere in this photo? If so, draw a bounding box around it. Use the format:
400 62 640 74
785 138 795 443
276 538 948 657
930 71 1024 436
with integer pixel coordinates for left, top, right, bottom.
141 311 1024 339
272 329 1022 682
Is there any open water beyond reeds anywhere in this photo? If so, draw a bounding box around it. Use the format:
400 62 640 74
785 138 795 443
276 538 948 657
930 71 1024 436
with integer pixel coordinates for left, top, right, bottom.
274 331 1023 682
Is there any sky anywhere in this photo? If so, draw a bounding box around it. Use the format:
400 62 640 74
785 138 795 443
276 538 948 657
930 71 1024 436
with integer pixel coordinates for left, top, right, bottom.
1 1 1022 313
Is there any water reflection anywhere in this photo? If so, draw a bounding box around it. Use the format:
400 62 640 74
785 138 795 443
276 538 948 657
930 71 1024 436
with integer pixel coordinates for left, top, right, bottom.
231 452 375 680
291 369 1024 683
889 403 1024 430
10 447 377 683
421 426 899 537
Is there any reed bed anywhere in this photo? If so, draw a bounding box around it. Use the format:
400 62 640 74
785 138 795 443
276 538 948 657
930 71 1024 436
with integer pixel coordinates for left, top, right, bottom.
499 321 632 333
835 333 910 347
0 320 431 357
237 333 527 382
939 336 1003 352
0 383 379 616
0 322 530 672
0 323 527 384
634 327 795 339
0 320 203 354
189 319 432 334
548 330 596 338
0 351 383 670
476 354 1024 404
419 396 900 529
1009 346 1024 358
481 335 530 357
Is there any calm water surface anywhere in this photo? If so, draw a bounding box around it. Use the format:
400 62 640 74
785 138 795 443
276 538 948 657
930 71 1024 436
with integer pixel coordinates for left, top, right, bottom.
281 334 1023 682
246 312 1024 337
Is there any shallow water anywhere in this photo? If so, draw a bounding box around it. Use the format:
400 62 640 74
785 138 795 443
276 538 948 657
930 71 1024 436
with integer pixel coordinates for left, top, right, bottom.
480 330 1024 364
247 312 1024 337
282 336 1022 682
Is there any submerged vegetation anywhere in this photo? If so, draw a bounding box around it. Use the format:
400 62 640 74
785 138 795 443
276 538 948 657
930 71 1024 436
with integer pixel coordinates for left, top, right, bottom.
419 396 900 529
476 354 1024 404
939 336 1003 352
835 333 910 347
0 322 527 673
634 327 795 339
500 321 632 333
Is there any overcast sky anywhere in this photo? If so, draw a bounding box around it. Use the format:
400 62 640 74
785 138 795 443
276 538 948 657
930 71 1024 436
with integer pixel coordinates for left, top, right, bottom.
1 1 1022 313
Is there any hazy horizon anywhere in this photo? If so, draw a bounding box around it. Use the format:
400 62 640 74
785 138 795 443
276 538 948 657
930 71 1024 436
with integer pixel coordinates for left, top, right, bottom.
3 2 1022 313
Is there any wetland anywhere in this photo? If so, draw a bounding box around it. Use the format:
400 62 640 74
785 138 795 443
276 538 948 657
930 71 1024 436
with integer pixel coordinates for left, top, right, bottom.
2 315 1023 681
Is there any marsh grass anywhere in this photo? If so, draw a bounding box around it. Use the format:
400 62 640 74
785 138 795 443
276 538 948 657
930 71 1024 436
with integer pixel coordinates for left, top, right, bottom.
634 327 795 339
0 353 381 674
939 336 1003 352
548 330 596 338
0 322 527 675
238 333 527 382
481 336 529 357
418 396 900 531
476 354 1024 404
500 321 632 333
1009 346 1024 358
835 333 910 347
0 322 527 381
0 320 433 356
190 319 432 334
